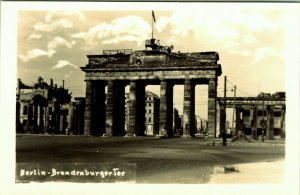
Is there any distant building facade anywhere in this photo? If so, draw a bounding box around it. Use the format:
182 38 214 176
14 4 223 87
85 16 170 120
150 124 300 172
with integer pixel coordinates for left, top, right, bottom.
218 92 285 139
145 91 160 135
16 77 72 134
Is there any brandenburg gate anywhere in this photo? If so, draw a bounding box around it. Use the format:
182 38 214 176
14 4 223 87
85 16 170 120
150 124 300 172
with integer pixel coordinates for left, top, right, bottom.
81 39 222 137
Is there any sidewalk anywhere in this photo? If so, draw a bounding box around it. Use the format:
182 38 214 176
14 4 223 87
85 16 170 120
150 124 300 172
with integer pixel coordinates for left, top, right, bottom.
209 159 285 184
204 137 285 146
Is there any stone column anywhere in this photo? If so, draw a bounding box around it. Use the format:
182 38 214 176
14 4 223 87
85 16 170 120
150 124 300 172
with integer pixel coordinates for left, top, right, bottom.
84 80 93 136
219 104 225 138
159 80 167 135
128 81 145 136
182 79 195 137
235 106 241 135
281 106 286 138
166 82 174 136
37 104 40 130
252 106 257 139
60 114 64 133
33 104 38 134
44 104 49 134
67 103 74 134
39 105 44 133
207 79 216 137
128 81 136 136
135 82 145 136
268 107 274 139
55 102 60 134
75 99 85 135
105 81 114 136
16 102 21 133
93 82 106 136
27 104 33 133
114 82 126 136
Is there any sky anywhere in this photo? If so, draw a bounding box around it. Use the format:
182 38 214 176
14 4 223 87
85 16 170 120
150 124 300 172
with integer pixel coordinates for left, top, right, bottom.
13 2 294 119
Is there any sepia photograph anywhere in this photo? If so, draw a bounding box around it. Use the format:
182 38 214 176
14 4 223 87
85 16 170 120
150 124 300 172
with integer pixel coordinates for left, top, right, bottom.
1 1 300 195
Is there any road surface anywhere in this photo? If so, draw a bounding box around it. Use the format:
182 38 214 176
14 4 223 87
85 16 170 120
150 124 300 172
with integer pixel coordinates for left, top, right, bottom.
16 135 285 184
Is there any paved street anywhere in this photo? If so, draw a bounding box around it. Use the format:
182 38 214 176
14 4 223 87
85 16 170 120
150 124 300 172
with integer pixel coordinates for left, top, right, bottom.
16 135 285 184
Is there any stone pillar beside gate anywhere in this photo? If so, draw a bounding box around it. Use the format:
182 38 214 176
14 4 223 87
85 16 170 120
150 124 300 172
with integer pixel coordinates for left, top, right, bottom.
207 78 217 137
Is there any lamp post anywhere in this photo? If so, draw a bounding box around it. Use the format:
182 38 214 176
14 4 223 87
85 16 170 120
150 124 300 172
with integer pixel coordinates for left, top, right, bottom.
222 76 227 145
262 93 265 142
231 86 236 137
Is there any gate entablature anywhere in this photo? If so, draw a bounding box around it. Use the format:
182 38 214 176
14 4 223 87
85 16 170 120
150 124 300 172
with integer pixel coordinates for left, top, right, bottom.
82 50 221 81
85 49 220 69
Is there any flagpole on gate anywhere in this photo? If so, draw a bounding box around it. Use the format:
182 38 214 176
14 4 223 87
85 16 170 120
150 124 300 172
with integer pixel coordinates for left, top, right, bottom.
152 10 156 39
152 16 153 39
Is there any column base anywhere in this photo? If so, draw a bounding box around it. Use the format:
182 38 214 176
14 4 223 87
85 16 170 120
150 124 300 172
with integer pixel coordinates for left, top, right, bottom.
181 135 194 138
124 133 136 137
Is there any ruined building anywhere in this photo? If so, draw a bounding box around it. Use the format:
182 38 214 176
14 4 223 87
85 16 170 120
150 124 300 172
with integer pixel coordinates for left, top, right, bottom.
218 92 285 139
16 77 72 134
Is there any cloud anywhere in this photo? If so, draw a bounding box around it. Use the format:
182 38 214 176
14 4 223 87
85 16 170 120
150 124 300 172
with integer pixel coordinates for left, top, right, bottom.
51 60 78 69
27 33 42 40
244 13 279 33
241 50 252 57
156 16 170 33
242 34 258 44
253 47 277 63
211 27 240 42
19 37 75 62
47 36 76 50
19 48 54 62
72 15 151 47
157 10 279 45
45 11 86 22
34 18 73 32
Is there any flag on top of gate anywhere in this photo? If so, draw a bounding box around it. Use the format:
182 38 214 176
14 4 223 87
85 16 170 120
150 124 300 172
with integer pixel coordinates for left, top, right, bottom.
152 10 156 22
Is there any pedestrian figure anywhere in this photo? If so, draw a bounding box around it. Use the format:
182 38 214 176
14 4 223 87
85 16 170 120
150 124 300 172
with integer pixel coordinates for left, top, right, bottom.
222 131 227 146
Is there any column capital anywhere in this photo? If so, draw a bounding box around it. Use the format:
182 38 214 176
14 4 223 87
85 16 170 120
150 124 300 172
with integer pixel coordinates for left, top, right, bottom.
208 78 216 82
84 79 93 83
